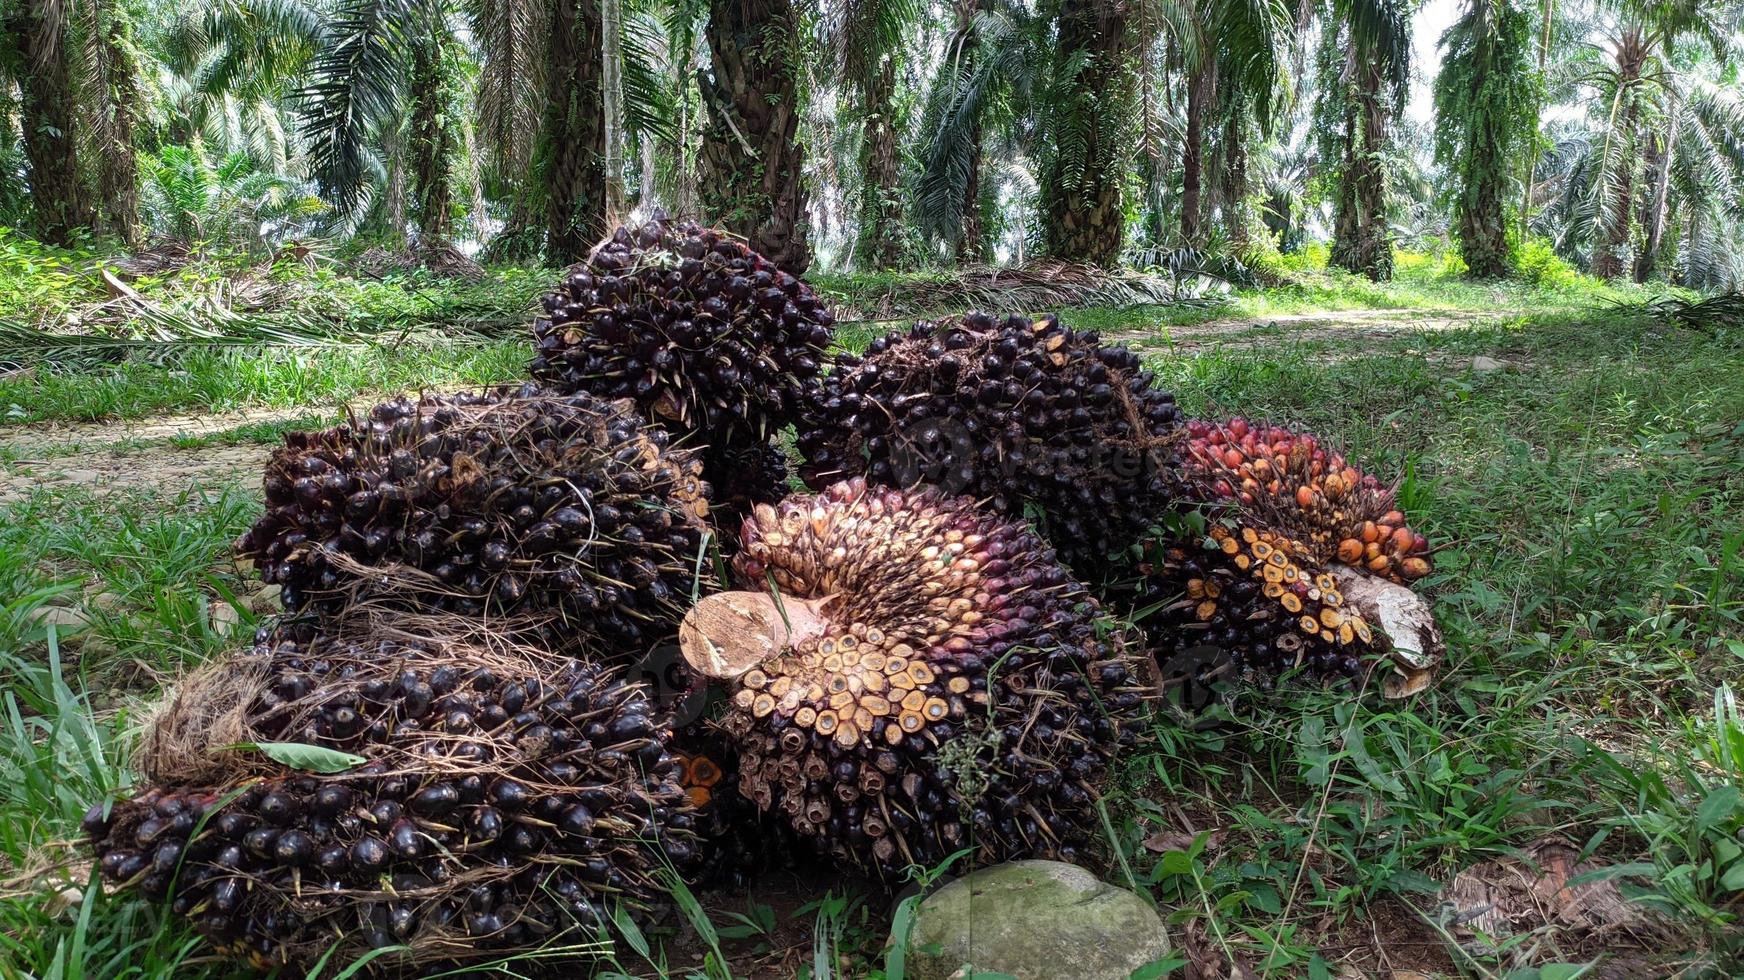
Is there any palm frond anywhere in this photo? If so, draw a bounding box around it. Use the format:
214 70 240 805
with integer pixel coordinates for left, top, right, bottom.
1337 0 1410 106
297 0 418 218
622 10 677 144
825 0 922 83
467 0 546 184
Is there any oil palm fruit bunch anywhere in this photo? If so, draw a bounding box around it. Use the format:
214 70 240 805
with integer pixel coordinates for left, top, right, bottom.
528 216 833 506
235 388 713 655
677 478 1148 877
85 618 693 973
797 311 1182 572
1179 418 1432 584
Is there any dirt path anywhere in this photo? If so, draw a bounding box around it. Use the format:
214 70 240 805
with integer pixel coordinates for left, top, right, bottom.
1 308 1522 502
2 405 320 455
1110 307 1521 351
0 444 270 502
0 406 319 501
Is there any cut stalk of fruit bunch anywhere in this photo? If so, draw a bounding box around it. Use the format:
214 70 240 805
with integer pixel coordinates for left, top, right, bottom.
1139 522 1442 696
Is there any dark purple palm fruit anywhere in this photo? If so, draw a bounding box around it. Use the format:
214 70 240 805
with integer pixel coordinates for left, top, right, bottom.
235 387 714 658
85 624 694 973
797 311 1183 575
529 216 832 511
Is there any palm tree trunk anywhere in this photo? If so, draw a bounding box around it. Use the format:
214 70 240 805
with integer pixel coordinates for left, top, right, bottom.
957 116 985 263
1633 98 1677 284
1457 30 1509 279
1458 132 1508 277
94 1 142 245
1592 35 1643 279
1332 59 1391 281
8 0 93 245
601 0 627 221
409 39 454 241
1040 0 1135 265
1518 0 1554 237
385 129 408 242
1181 62 1215 247
545 0 607 262
856 56 904 269
1220 108 1250 250
699 0 810 272
952 0 986 263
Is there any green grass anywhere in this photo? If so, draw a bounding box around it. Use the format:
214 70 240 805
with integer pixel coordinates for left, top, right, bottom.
1 265 1741 976
7 245 1674 426
2 339 529 424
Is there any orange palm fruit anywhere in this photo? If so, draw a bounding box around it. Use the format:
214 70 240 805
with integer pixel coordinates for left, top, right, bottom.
1400 556 1431 579
1337 538 1364 563
1296 485 1316 508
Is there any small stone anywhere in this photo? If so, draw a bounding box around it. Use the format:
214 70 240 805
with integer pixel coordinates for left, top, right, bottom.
896 861 1171 980
210 602 242 635
86 591 126 613
246 584 282 614
1470 355 1507 372
29 606 90 632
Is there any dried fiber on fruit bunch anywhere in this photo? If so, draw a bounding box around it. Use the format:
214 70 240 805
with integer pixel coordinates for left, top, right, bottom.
797 311 1181 573
1179 417 1433 584
528 216 833 508
678 478 1149 877
235 387 713 656
86 613 694 974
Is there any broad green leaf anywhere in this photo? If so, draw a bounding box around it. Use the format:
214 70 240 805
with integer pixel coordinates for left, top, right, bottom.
229 741 366 774
1696 786 1740 830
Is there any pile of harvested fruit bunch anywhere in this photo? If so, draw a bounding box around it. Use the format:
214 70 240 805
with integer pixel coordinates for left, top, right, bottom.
797 311 1182 573
80 218 1450 974
84 613 692 973
1138 417 1441 695
235 386 713 656
678 478 1148 877
529 216 835 511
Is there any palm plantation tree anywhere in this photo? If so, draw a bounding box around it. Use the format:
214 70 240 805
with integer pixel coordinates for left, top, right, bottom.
3 0 97 244
542 0 607 259
1037 0 1138 264
1433 0 1538 277
1180 0 1292 246
913 0 1025 262
1319 0 1411 281
294 0 472 242
828 0 922 269
1581 0 1734 279
699 0 811 272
